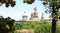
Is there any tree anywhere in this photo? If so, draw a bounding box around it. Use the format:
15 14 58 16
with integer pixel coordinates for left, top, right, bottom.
0 0 16 33
0 16 15 33
23 0 60 33
0 0 16 7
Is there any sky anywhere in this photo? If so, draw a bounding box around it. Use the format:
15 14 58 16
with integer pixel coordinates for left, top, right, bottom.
0 0 50 21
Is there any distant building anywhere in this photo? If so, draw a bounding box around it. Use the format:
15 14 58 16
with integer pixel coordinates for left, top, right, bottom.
20 7 60 23
40 13 44 20
22 15 28 21
22 11 28 21
29 7 39 21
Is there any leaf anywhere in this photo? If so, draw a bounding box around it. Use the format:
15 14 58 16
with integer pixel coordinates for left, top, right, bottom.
23 0 35 4
0 0 16 7
11 1 16 7
5 3 9 7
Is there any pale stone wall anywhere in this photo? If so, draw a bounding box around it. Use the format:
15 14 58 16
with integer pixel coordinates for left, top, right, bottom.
20 29 34 33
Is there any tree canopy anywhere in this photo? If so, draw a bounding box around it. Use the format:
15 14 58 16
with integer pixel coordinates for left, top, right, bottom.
0 0 16 7
0 16 15 33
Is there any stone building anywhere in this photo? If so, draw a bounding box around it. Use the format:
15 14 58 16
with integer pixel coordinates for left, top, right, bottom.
22 15 28 21
29 7 39 21
40 13 44 20
22 11 28 21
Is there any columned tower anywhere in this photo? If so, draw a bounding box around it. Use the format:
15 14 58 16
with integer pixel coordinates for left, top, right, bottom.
41 13 44 20
30 7 39 21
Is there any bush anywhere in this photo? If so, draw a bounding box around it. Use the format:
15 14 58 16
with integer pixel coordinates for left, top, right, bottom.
13 21 60 33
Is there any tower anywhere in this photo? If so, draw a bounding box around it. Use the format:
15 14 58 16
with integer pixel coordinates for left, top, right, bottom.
41 13 44 20
22 11 28 21
30 7 39 21
34 7 37 11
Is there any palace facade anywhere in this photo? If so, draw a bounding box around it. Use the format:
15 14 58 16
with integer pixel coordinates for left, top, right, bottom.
21 7 45 21
21 7 60 23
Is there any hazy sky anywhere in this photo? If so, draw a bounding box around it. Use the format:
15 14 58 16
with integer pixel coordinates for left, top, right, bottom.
0 0 50 20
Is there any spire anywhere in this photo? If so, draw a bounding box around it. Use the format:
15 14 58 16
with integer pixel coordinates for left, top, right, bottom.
24 11 26 14
34 7 37 11
41 13 44 20
42 13 43 17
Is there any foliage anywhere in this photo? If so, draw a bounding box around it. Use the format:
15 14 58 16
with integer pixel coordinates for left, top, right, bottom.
13 21 60 33
23 0 60 33
0 0 16 7
0 16 15 33
14 21 51 33
23 0 35 4
14 21 60 33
